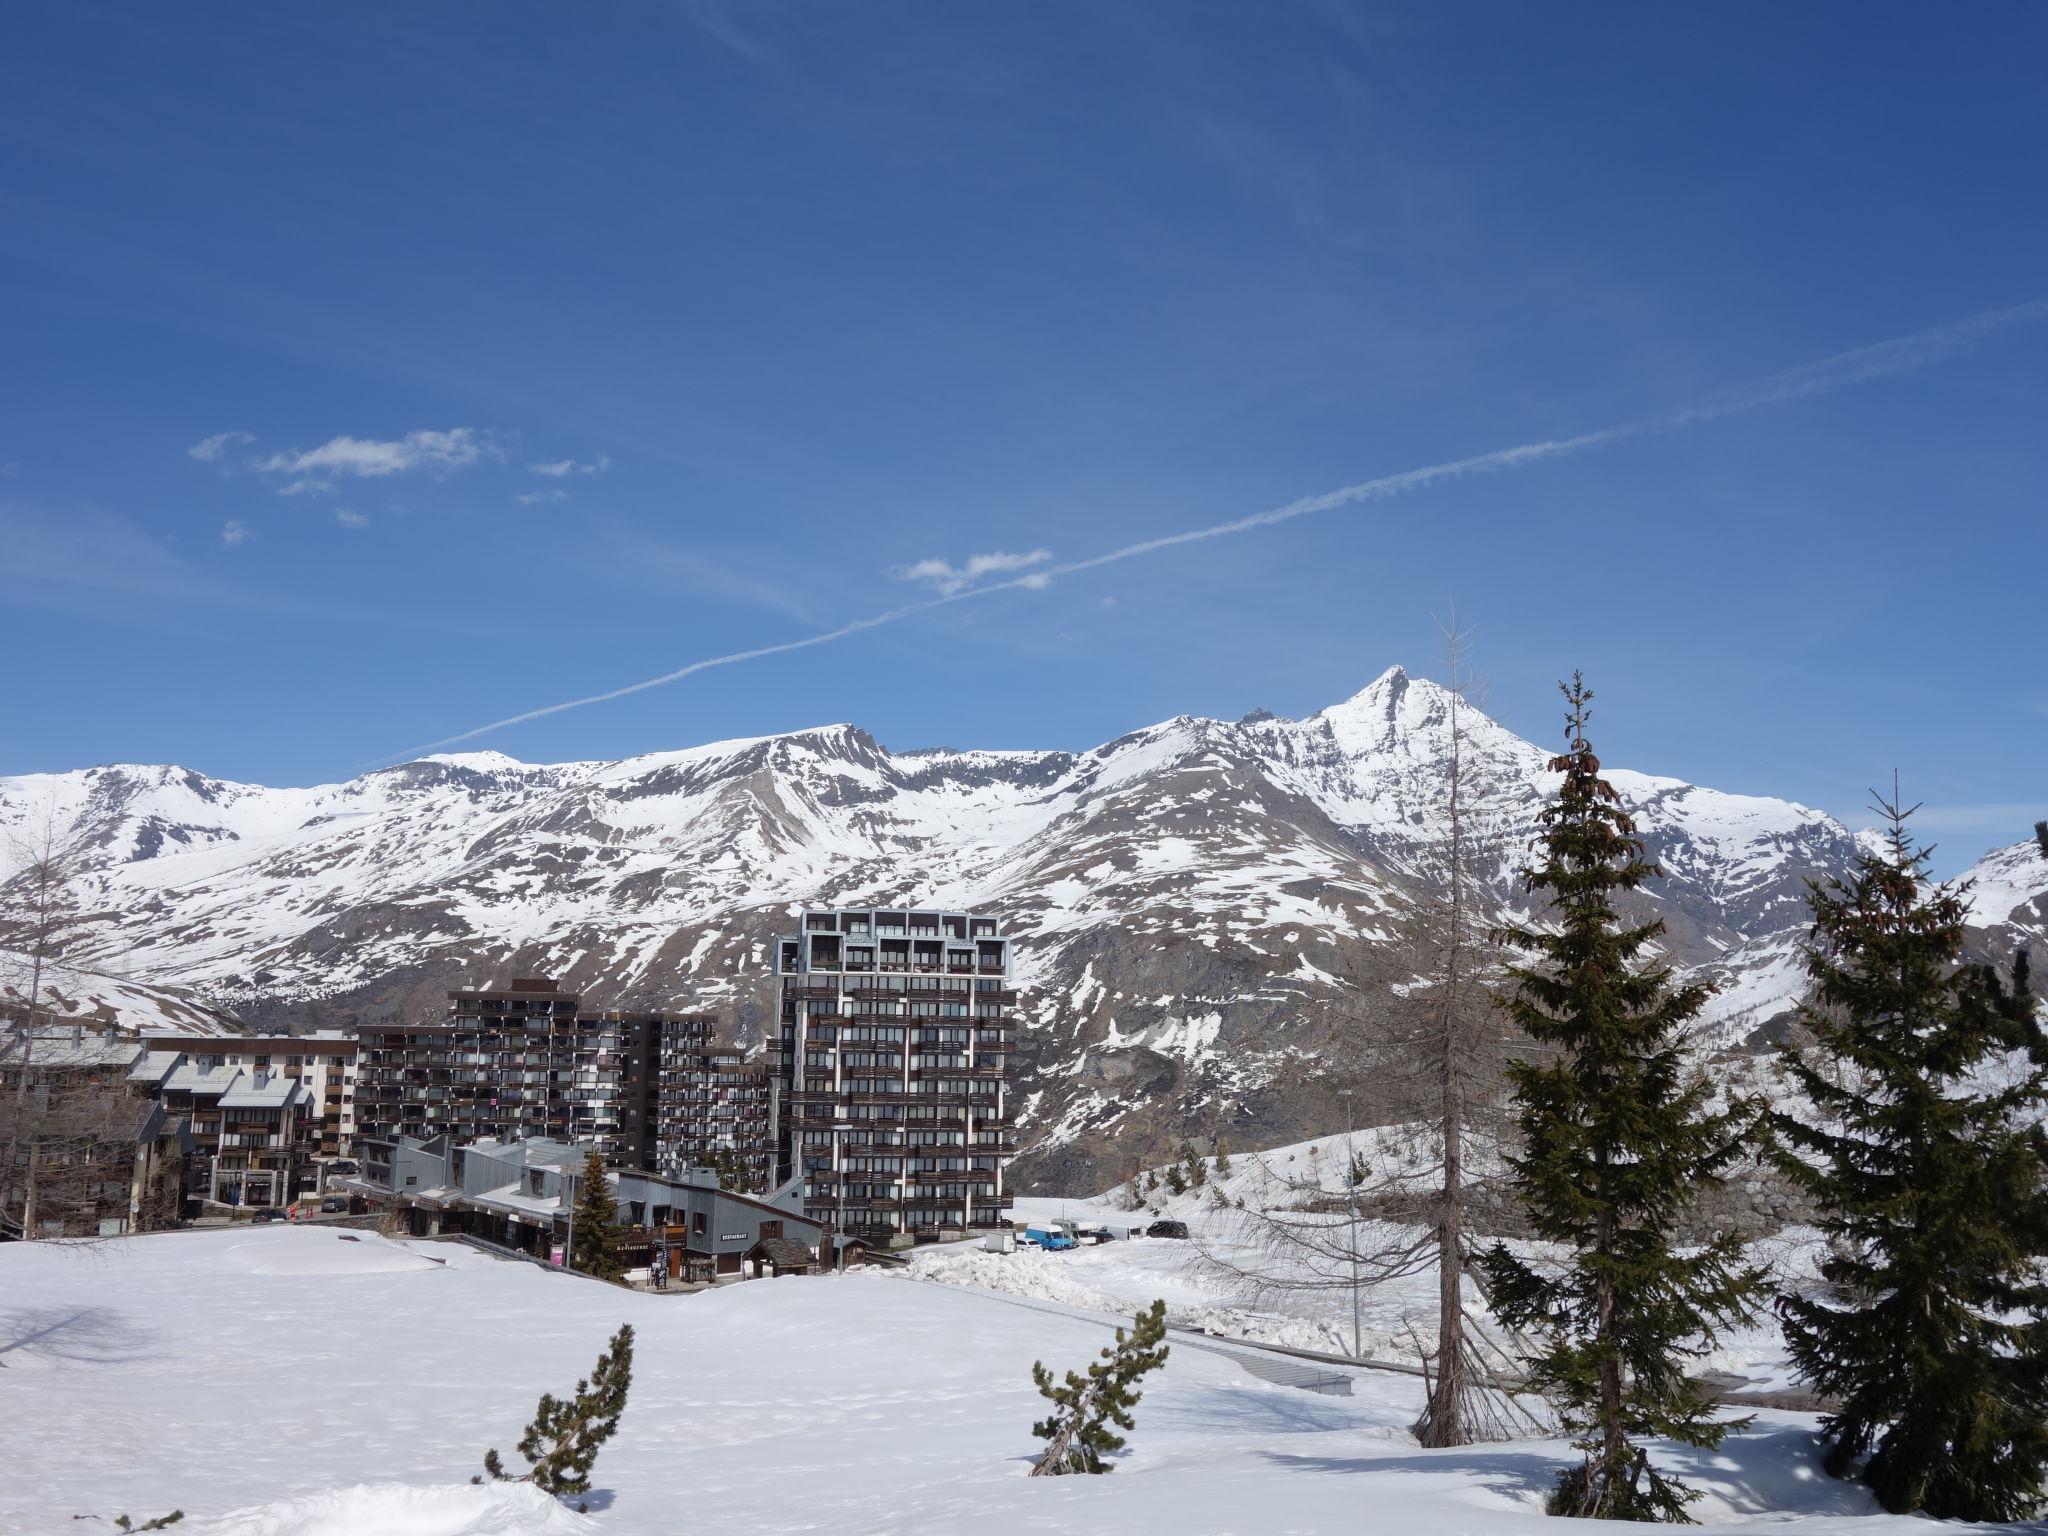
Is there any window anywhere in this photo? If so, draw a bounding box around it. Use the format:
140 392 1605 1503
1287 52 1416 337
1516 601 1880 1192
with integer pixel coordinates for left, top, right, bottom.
761 1220 781 1239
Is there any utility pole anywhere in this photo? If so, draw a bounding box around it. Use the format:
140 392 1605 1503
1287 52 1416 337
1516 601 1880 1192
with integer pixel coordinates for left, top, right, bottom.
561 1164 576 1272
1340 1087 1362 1360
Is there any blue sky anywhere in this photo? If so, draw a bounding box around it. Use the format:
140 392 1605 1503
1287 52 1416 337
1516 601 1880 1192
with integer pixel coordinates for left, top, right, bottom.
4 3 2044 871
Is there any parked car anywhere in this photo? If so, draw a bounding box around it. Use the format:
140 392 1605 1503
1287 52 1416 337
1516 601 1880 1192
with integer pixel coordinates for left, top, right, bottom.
250 1207 289 1224
320 1196 348 1214
1022 1225 1079 1251
1145 1219 1190 1240
325 1159 360 1175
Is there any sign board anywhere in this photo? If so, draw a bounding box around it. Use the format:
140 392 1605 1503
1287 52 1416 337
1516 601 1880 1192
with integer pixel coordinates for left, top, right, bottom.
549 1245 565 1266
720 1232 747 1242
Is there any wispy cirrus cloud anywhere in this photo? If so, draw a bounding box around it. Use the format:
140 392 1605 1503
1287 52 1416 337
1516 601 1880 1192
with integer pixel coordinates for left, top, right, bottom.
893 548 1054 597
335 508 369 529
516 488 569 507
187 429 254 463
529 454 609 478
220 519 252 547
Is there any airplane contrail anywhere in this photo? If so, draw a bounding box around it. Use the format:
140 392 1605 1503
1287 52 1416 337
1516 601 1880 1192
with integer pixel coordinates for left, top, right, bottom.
380 297 2048 764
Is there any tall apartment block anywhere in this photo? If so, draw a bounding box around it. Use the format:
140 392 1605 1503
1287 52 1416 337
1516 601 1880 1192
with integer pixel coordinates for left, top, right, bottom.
356 979 653 1163
773 908 1017 1238
654 1015 776 1190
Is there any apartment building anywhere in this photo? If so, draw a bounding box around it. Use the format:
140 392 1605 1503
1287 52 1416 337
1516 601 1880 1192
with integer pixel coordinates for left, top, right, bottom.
130 1048 317 1208
144 1032 358 1156
653 1015 775 1190
1 1029 188 1237
773 907 1017 1239
355 979 653 1162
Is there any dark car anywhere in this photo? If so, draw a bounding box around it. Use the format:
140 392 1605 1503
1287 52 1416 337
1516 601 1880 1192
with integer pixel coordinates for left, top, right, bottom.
1145 1219 1190 1240
320 1196 348 1214
250 1207 289 1224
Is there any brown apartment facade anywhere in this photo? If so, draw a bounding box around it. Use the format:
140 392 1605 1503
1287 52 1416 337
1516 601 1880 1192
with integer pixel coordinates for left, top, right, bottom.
774 908 1017 1239
358 980 774 1186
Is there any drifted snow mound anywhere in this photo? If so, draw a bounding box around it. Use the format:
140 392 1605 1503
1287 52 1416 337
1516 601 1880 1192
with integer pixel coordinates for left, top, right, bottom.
181 1482 588 1536
221 1230 448 1278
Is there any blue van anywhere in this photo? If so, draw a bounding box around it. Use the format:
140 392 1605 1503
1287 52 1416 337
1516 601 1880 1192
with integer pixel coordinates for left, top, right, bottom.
1022 1225 1079 1251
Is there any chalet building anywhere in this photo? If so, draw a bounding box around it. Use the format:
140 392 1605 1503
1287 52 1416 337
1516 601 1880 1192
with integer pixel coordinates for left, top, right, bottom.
355 979 654 1162
772 908 1017 1241
1 1029 189 1238
131 1048 318 1208
144 1032 357 1156
361 1133 823 1281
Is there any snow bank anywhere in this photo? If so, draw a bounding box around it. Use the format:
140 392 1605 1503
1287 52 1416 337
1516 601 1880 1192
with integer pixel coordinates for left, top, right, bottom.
182 1483 586 1536
222 1229 449 1278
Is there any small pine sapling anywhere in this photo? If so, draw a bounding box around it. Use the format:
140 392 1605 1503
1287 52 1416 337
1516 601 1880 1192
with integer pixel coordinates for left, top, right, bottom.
1213 1139 1232 1179
1029 1299 1172 1475
1162 1162 1186 1197
477 1323 635 1504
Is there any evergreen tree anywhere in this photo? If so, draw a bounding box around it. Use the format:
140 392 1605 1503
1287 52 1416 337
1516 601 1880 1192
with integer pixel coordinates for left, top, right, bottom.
478 1323 635 1503
1185 1143 1207 1188
1213 1138 1233 1179
1772 796 2048 1521
1479 675 1764 1522
569 1148 627 1282
2034 817 2047 861
1162 1161 1186 1197
1029 1299 1171 1475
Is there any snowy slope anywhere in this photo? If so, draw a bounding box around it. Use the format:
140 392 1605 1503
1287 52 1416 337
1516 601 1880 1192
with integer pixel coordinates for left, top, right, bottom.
0 1225 1933 1536
3 668 2040 1185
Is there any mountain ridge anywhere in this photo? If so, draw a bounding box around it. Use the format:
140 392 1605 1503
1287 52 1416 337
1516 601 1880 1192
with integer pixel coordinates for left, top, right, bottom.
3 668 2041 1187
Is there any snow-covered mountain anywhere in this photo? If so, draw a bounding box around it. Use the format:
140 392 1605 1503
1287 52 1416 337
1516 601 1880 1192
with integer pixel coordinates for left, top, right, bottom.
3 667 2041 1187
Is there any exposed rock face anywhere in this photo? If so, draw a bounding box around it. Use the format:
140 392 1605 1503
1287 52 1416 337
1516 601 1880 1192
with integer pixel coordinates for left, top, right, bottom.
3 669 2041 1190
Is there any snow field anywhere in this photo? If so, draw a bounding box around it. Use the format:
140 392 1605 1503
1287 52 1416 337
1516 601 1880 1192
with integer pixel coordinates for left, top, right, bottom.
0 1223 1965 1536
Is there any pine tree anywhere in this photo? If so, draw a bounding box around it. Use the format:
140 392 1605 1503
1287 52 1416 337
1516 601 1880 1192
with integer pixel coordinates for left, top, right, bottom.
1213 1138 1233 1179
1185 1144 1207 1188
569 1148 627 1282
478 1323 634 1503
1029 1299 1172 1475
1162 1162 1186 1197
2034 818 2047 861
1772 795 2048 1521
1479 674 1765 1522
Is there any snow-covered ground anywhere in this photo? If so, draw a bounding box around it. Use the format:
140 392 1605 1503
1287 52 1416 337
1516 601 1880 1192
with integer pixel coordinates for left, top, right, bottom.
0 1223 1954 1536
911 1133 1816 1395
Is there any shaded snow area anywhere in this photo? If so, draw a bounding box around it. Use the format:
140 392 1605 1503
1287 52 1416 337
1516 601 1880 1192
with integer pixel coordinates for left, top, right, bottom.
0 1224 1960 1536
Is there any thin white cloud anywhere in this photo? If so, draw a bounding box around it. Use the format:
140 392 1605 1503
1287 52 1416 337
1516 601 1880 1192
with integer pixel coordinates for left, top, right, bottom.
187 430 255 463
220 519 252 547
377 296 2048 763
517 489 570 506
258 428 491 483
0 461 18 478
529 454 609 478
278 478 334 498
336 508 370 529
894 548 1053 597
